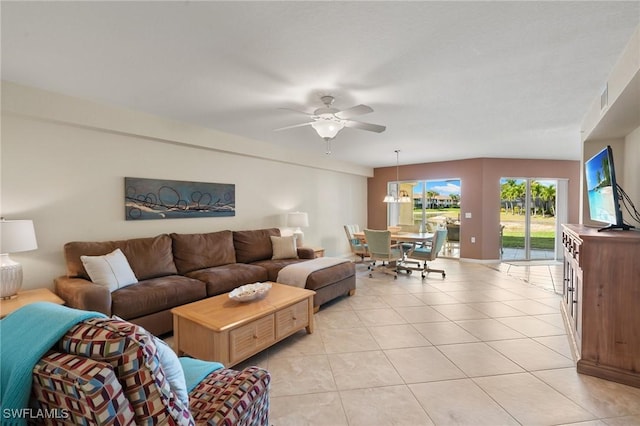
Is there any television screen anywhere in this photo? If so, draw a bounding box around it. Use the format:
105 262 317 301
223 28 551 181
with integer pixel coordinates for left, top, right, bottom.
584 146 625 230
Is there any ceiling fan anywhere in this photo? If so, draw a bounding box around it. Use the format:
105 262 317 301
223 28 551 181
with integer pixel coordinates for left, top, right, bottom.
275 95 386 153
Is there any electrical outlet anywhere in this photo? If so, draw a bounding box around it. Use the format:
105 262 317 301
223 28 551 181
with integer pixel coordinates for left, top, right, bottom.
471 237 476 243
465 212 472 219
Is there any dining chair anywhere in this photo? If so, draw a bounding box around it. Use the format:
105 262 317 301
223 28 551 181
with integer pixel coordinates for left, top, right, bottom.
344 224 369 261
363 229 404 279
445 223 460 253
404 228 447 278
397 223 422 266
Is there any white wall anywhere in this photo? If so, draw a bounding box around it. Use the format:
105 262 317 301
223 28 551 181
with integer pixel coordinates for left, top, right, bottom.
1 83 369 291
624 126 640 224
580 25 640 227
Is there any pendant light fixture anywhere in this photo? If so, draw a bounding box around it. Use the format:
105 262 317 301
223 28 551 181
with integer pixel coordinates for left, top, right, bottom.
383 150 412 203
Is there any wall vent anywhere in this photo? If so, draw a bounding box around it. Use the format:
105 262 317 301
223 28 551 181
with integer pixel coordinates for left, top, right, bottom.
600 83 608 111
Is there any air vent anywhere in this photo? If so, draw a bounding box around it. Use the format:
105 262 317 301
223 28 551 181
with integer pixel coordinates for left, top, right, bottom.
600 83 608 110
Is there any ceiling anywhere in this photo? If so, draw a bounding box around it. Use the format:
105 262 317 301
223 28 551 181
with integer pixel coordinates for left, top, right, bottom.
2 1 639 168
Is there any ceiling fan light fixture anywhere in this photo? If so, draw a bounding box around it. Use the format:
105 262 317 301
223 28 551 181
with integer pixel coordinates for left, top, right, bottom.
276 94 384 149
311 119 344 140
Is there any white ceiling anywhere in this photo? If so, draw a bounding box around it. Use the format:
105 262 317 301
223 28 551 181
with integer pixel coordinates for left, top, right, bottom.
2 1 639 168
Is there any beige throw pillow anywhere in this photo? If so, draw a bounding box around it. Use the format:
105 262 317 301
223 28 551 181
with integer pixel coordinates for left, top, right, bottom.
271 235 298 260
81 248 138 292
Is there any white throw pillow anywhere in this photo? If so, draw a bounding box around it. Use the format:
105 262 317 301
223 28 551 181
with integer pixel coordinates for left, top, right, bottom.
153 336 190 406
271 235 298 260
81 248 138 292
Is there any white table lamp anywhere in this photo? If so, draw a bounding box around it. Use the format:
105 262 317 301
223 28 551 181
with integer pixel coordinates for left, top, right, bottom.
287 212 309 247
1 219 38 299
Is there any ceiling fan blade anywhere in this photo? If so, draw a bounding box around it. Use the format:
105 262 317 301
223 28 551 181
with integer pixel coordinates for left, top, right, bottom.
335 104 374 119
344 120 386 133
274 121 315 131
279 107 314 117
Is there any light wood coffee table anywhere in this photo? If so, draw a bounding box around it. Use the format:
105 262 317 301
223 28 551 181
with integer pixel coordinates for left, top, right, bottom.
171 282 315 367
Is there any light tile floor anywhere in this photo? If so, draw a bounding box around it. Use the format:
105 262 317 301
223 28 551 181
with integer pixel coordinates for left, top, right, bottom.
210 259 640 425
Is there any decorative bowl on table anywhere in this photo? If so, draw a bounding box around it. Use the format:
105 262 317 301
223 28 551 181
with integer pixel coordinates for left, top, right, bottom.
229 282 272 302
387 226 402 233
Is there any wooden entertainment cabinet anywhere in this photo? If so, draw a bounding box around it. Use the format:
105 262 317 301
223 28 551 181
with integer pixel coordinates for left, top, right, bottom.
561 224 640 388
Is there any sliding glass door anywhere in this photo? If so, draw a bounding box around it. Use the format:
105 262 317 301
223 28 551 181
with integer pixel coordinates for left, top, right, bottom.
387 178 461 258
500 178 562 261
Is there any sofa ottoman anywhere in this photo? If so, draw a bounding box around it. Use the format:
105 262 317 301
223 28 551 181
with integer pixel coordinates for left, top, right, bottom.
305 261 356 310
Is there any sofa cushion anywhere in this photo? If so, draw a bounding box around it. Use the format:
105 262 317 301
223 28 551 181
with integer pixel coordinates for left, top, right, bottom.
111 275 206 320
251 258 308 282
64 234 178 281
32 351 136 425
171 230 236 274
186 264 268 296
305 261 356 291
233 228 280 264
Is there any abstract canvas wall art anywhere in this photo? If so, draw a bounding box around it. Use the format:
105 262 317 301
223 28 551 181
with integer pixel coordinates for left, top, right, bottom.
125 177 235 220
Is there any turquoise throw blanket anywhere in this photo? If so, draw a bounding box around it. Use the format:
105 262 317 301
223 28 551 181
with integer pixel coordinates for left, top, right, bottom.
0 302 105 426
179 357 224 392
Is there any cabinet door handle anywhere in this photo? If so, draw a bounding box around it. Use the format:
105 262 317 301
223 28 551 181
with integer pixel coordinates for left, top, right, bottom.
567 287 574 291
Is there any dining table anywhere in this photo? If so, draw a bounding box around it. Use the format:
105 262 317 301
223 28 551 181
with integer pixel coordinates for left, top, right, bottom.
352 231 434 244
352 230 435 275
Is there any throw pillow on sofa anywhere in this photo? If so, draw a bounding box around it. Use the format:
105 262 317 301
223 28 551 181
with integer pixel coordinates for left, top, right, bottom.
81 248 138 292
270 235 298 260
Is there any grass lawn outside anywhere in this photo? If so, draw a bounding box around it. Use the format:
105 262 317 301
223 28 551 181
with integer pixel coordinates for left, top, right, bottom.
502 233 555 249
501 211 556 249
412 209 557 250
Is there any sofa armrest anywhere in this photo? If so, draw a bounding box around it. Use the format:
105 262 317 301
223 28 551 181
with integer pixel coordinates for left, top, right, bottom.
297 247 315 259
54 276 112 315
189 366 270 426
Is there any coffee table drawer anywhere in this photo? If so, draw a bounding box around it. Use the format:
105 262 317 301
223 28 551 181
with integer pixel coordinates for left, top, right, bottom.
229 314 275 364
276 300 309 339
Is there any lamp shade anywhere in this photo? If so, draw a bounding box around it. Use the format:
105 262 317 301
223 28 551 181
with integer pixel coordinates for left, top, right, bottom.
1 219 38 254
287 212 309 228
311 120 344 140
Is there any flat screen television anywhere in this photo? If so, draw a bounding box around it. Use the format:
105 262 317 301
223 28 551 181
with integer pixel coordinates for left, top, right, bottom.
584 145 631 231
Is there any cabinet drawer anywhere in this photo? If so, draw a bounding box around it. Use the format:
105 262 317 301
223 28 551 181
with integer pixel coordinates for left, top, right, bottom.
563 231 582 264
229 314 275 364
276 300 309 339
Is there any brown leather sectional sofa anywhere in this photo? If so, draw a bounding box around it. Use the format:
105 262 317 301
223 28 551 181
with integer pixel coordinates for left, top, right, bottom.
55 228 356 336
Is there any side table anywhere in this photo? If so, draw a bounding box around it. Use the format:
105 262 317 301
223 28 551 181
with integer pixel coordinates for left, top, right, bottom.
0 288 65 319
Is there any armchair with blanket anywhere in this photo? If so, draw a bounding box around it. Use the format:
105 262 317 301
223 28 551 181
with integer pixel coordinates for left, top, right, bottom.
0 302 270 425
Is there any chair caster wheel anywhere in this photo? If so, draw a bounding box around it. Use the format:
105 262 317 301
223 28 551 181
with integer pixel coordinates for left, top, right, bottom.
408 270 412 275
421 274 426 279
393 275 397 280
442 272 446 278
